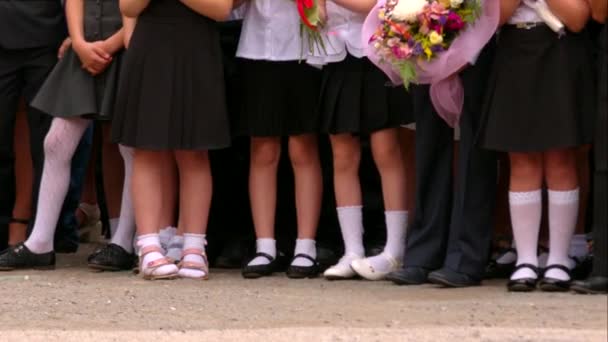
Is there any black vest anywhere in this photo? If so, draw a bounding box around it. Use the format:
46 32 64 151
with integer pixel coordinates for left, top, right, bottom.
0 0 67 49
83 0 122 42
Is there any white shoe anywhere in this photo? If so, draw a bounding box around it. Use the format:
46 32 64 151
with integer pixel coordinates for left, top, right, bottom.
324 254 362 280
350 253 402 281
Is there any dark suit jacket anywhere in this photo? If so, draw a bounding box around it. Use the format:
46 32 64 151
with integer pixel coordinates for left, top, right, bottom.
0 0 66 49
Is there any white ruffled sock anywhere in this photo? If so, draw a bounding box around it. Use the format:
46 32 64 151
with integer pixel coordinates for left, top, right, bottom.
178 233 208 279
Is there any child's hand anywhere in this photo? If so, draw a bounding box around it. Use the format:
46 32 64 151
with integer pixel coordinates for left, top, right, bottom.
73 40 112 76
57 38 72 59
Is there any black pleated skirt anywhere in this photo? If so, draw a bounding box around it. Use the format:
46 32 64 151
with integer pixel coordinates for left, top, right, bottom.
111 0 230 150
593 24 607 235
233 59 322 137
480 25 595 152
319 55 414 134
31 48 122 121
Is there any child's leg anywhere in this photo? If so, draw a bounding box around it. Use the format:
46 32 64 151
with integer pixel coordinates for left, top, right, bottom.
247 137 281 266
354 128 407 276
329 134 365 259
25 117 90 253
174 150 212 279
288 134 322 267
508 152 543 281
9 109 33 245
132 149 177 278
107 145 135 253
544 148 579 281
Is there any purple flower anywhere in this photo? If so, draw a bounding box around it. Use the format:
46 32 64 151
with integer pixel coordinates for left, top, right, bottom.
446 12 465 31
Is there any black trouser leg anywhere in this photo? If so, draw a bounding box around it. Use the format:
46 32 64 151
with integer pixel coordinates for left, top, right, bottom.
443 45 498 279
404 85 454 270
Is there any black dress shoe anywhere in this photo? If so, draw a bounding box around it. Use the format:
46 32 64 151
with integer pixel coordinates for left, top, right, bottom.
484 248 516 279
88 243 136 271
286 254 320 279
539 264 572 292
571 277 608 294
386 267 430 285
215 239 249 269
242 252 281 279
507 264 539 292
428 268 481 288
0 243 55 271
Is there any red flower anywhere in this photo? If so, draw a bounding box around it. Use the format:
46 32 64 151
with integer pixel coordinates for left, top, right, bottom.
446 12 465 31
297 0 317 31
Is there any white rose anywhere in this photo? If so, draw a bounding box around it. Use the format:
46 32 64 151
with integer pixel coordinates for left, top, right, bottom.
450 0 464 8
391 0 428 22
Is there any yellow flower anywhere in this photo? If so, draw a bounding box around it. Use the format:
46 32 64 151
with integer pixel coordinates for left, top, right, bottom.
429 31 443 45
424 47 433 59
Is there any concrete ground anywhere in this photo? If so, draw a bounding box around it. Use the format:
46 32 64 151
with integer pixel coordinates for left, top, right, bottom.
0 244 606 342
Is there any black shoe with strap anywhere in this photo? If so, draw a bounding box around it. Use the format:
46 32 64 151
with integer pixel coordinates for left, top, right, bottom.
286 254 320 279
507 264 540 292
539 264 572 292
0 243 55 271
242 252 279 279
88 243 136 272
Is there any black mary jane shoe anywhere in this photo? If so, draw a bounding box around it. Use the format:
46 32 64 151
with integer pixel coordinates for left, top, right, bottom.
538 264 572 292
507 264 540 292
0 243 55 271
242 252 279 279
286 254 320 279
88 243 136 272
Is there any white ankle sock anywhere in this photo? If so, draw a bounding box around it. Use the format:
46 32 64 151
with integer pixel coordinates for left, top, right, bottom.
546 189 579 281
509 190 542 280
159 226 177 251
110 145 136 253
166 234 184 262
291 239 317 267
25 118 90 253
383 211 408 260
337 206 365 257
362 211 407 273
248 238 277 266
178 233 208 279
138 234 177 277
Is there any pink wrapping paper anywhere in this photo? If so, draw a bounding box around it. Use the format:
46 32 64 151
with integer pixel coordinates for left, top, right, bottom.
362 0 500 127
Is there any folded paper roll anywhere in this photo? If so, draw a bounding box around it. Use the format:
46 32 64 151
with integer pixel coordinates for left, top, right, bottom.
523 0 565 35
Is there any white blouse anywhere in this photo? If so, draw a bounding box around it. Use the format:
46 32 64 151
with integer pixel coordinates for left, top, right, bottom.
509 2 543 24
236 0 319 62
307 2 367 65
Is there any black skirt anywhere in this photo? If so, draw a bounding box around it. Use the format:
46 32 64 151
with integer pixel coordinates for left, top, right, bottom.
319 55 414 135
31 48 122 121
480 25 595 152
111 0 230 150
233 59 322 137
593 24 607 235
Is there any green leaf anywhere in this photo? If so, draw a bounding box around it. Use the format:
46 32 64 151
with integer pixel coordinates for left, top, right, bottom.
398 61 417 91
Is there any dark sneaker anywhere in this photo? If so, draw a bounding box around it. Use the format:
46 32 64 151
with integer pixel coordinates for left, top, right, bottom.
88 243 136 272
0 243 55 271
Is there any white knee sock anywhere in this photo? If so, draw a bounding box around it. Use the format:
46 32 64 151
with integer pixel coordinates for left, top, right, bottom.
291 239 317 267
178 233 208 279
509 190 543 280
337 206 365 257
25 118 90 253
365 211 408 272
546 189 579 281
248 238 276 266
109 145 136 253
138 234 177 277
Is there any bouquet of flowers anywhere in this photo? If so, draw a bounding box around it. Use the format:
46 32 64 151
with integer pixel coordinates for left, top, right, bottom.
295 0 328 55
363 0 499 126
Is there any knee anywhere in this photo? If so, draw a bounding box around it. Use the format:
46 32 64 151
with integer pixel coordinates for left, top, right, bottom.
332 145 360 174
545 151 578 182
174 150 208 167
251 140 281 168
372 141 402 170
289 137 319 168
510 156 543 181
43 130 69 163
